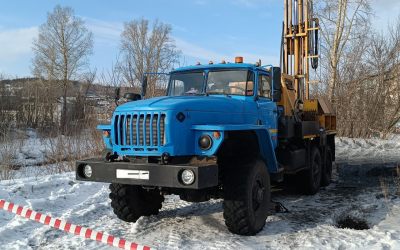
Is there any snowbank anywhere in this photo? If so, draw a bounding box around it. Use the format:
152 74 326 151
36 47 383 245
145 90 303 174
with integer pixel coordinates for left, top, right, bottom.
336 136 400 164
0 129 101 170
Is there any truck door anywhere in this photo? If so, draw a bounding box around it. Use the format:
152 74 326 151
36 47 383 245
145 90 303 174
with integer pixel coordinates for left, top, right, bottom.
256 72 278 147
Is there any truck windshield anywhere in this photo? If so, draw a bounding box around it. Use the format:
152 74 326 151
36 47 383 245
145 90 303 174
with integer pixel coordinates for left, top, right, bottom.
206 70 254 96
167 69 254 96
168 71 205 96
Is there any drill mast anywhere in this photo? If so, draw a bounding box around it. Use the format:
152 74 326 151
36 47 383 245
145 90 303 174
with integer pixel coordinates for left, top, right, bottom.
280 0 319 116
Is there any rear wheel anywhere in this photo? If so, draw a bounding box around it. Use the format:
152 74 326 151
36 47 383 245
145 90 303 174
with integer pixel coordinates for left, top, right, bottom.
109 184 164 222
300 147 322 195
321 147 333 187
223 159 271 235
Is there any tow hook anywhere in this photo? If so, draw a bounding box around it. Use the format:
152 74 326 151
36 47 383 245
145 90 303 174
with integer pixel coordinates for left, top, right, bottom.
271 200 290 213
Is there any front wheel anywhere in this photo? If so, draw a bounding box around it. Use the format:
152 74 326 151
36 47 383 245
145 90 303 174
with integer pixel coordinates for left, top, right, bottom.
109 184 164 222
223 159 271 235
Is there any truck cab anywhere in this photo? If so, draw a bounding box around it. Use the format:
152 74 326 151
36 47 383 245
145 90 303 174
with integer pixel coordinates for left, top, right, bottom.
111 62 279 164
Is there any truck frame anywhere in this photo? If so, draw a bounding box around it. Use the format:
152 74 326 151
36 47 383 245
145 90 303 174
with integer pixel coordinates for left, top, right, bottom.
76 0 336 235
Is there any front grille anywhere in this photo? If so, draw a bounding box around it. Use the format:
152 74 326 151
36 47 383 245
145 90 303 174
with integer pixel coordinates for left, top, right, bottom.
114 112 166 148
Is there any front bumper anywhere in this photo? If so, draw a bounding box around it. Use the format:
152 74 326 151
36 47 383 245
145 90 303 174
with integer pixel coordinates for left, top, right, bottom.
75 158 218 189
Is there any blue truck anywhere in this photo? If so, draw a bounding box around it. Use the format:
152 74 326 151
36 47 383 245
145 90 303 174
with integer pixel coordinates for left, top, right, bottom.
76 0 336 235
76 60 336 235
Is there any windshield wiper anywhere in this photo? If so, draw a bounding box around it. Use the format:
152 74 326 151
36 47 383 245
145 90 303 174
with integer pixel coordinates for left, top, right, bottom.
183 93 206 96
206 92 231 97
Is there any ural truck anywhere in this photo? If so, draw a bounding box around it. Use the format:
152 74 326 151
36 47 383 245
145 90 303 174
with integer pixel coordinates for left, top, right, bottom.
76 0 336 235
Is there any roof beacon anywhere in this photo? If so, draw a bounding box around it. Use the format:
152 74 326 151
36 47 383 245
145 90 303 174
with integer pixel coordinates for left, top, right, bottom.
235 56 243 64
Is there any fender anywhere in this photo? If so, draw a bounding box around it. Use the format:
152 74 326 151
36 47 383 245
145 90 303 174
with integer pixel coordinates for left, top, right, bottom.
192 124 279 173
254 129 279 173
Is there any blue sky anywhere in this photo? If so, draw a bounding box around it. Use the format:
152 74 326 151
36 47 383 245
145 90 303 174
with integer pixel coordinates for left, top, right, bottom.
0 0 398 78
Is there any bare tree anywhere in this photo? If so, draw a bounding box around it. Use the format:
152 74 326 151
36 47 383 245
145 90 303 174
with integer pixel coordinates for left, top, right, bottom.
316 0 371 102
367 19 400 137
327 16 400 138
74 68 97 122
313 1 400 137
120 18 180 97
32 5 93 134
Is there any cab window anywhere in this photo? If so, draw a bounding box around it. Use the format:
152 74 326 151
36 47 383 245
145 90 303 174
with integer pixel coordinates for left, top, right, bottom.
258 74 271 98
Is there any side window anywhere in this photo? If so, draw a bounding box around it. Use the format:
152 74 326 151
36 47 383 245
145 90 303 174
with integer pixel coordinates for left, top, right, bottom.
246 71 255 96
258 74 271 98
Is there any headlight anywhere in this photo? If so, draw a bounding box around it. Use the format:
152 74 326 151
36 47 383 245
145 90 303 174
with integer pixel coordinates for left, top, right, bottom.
198 134 213 150
181 169 195 185
84 165 93 178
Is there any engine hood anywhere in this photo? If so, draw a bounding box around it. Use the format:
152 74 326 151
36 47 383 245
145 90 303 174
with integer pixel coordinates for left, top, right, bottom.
115 95 245 113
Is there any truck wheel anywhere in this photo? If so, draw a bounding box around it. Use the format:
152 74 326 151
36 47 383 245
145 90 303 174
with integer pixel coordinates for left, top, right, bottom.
301 147 322 195
223 159 271 235
321 147 333 187
109 184 164 222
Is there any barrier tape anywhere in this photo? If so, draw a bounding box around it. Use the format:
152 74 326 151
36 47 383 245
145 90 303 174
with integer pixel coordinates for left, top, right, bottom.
0 199 155 250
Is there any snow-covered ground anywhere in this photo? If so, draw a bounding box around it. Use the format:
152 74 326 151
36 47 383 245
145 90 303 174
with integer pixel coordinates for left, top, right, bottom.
0 170 399 249
0 136 399 249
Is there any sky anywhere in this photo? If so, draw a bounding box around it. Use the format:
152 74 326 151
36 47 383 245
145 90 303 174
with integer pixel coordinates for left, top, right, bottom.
0 0 399 78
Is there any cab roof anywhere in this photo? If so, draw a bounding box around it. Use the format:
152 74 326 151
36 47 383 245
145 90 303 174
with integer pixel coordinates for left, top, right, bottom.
171 63 271 73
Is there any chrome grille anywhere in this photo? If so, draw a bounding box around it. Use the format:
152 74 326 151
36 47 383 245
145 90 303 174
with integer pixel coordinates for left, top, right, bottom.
114 113 166 148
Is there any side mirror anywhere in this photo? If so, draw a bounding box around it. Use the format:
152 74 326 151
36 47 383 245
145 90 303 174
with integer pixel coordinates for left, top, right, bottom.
272 67 282 102
115 87 120 105
123 93 141 102
141 75 148 98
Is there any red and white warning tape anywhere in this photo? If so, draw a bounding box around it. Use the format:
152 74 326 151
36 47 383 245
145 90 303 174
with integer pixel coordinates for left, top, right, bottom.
0 199 155 250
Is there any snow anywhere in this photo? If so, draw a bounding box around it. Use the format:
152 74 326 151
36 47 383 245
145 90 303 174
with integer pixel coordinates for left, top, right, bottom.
0 136 399 249
336 135 400 164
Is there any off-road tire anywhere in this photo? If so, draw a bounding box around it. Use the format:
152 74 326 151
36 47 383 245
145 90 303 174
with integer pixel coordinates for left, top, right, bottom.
321 147 333 187
109 184 164 222
223 159 271 235
301 147 322 195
